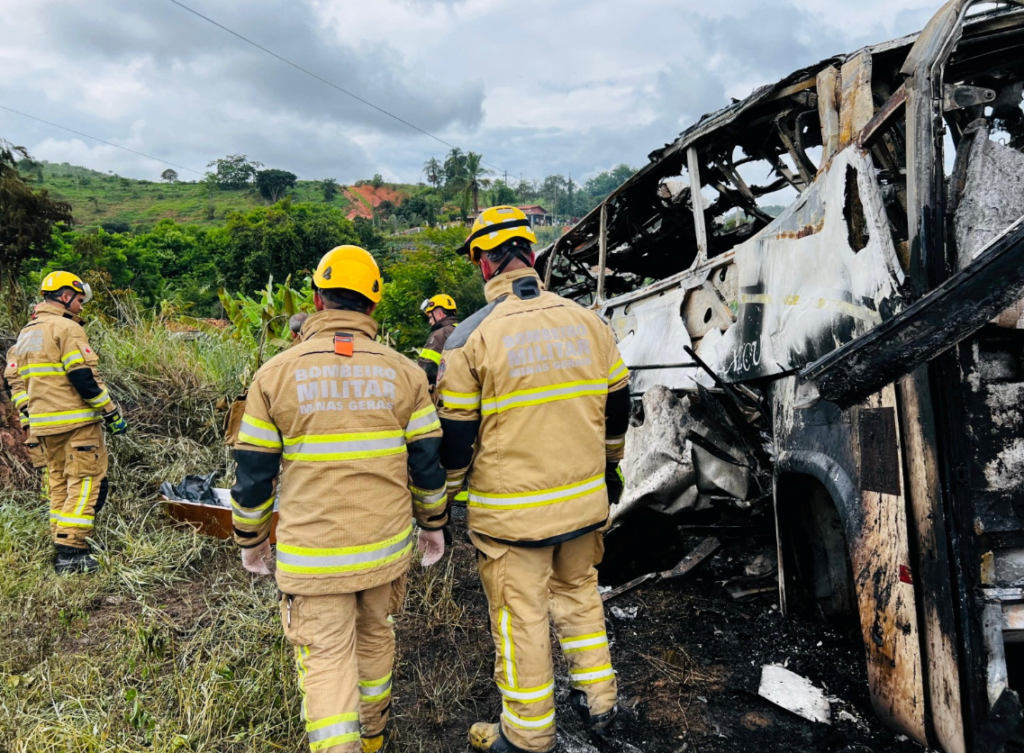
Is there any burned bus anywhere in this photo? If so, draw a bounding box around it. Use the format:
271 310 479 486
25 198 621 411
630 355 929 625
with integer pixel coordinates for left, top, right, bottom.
539 2 1024 749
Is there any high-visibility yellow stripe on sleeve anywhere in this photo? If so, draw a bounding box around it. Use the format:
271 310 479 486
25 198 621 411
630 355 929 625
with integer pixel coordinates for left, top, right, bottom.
405 405 440 439
419 348 442 365
237 414 283 450
61 351 85 369
480 379 607 416
12 391 28 408
608 359 629 383
276 525 414 574
232 496 274 526
410 484 446 510
85 389 112 410
439 390 481 410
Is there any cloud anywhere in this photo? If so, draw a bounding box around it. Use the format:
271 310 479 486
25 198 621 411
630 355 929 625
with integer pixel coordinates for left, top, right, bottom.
0 0 945 184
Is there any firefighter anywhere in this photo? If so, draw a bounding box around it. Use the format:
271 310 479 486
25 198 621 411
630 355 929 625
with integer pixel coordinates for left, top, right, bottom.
3 272 128 574
416 294 458 390
231 245 448 753
437 206 631 753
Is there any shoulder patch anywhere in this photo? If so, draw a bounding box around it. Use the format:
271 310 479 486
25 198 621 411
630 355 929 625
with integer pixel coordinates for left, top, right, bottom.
443 296 507 351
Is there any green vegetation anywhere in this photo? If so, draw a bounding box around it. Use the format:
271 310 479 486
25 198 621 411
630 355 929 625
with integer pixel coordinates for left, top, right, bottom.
0 312 493 752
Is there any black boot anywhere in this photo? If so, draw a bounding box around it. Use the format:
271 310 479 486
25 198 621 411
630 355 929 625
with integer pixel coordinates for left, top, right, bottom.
568 689 618 737
54 545 99 574
468 722 544 752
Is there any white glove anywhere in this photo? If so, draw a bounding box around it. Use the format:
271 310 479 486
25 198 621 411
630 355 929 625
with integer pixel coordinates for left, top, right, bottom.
417 528 446 567
241 539 274 576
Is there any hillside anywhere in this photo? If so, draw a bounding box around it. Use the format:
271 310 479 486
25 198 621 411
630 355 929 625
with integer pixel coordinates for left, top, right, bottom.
22 161 422 232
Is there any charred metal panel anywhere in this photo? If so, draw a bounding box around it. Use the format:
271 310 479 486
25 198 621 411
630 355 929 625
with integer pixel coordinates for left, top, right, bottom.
711 148 905 383
801 215 1024 408
773 377 927 741
859 408 901 495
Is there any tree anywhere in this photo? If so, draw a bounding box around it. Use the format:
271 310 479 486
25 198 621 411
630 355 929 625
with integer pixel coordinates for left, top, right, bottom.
370 173 385 189
321 177 338 202
490 180 517 206
256 169 297 202
207 154 263 189
442 148 468 198
0 140 73 313
161 168 178 183
461 152 492 217
422 157 442 189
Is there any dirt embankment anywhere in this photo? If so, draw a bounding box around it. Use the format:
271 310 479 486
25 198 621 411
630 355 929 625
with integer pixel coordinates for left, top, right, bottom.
342 185 406 220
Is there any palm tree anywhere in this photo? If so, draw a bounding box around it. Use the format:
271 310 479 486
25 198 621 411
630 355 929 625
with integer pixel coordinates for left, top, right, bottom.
461 152 492 216
422 157 442 189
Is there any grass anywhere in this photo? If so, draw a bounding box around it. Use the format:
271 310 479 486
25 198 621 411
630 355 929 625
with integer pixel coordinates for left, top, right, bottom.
20 162 419 233
0 313 497 753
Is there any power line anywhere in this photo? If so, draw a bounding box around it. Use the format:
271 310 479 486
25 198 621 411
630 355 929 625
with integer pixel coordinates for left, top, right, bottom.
0 104 204 175
165 0 511 177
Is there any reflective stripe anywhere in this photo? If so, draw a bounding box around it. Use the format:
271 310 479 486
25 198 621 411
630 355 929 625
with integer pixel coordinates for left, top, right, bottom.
12 391 28 407
307 712 361 750
498 680 554 703
480 379 607 416
277 525 414 574
232 497 273 526
608 359 629 383
238 415 282 450
499 607 517 688
55 514 94 528
419 348 442 365
468 474 605 511
74 476 93 516
446 474 466 491
85 389 112 410
359 673 393 702
606 436 625 448
570 663 615 686
502 702 555 730
560 631 608 653
295 646 310 720
405 406 440 439
29 409 99 428
62 351 85 369
439 390 481 409
19 363 64 378
282 430 406 461
410 485 446 510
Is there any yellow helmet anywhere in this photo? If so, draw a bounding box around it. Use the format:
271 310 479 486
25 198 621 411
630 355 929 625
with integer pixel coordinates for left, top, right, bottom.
420 294 457 315
463 206 537 265
40 271 92 303
313 245 383 304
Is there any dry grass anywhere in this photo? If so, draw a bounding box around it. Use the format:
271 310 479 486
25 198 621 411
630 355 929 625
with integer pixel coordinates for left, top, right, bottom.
0 314 500 753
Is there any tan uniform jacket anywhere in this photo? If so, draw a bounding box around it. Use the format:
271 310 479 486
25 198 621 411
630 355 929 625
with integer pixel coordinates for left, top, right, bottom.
231 309 448 596
437 267 630 545
417 315 458 386
3 303 114 437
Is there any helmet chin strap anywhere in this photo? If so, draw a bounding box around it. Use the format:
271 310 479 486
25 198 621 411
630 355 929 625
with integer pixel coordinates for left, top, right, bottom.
490 245 532 278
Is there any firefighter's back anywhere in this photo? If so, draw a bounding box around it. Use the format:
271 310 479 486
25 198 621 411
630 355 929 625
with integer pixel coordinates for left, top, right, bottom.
240 312 435 595
441 269 625 544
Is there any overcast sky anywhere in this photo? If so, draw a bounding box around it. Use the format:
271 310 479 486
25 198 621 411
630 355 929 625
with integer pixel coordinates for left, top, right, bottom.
0 0 940 185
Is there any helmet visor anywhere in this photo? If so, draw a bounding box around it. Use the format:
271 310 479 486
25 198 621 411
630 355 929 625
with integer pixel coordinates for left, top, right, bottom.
80 282 93 304
420 299 431 313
